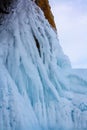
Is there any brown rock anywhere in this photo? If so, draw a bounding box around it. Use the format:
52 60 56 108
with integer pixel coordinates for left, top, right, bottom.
35 0 56 29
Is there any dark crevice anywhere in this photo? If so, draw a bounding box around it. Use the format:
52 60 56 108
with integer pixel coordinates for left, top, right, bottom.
0 8 9 14
33 35 41 57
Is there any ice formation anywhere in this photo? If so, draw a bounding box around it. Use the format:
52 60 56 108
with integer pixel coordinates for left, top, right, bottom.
0 0 87 130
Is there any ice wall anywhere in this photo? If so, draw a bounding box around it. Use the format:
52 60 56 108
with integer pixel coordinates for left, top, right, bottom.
0 0 87 130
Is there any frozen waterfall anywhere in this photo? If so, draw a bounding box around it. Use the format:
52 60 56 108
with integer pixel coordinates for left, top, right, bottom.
0 0 87 130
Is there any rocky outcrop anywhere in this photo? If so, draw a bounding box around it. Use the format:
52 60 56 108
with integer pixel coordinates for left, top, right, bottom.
0 0 12 13
35 0 56 29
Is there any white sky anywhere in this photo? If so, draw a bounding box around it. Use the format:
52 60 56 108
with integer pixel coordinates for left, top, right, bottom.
49 0 87 68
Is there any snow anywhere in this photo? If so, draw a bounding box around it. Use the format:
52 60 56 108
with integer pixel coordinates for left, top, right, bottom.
0 0 87 130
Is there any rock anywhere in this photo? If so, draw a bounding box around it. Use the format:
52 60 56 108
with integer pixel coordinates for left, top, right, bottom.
35 0 56 29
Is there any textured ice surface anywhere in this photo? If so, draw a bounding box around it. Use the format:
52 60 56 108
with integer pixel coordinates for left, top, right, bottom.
0 0 87 130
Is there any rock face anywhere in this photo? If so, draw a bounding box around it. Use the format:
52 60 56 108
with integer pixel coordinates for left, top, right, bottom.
35 0 56 29
0 0 12 12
